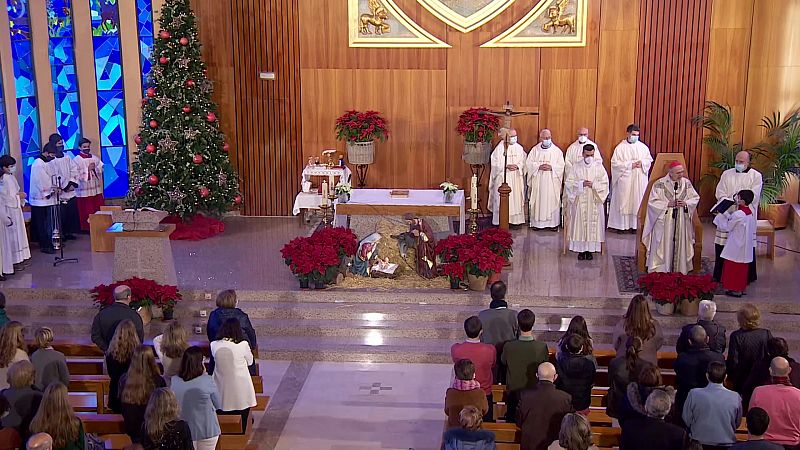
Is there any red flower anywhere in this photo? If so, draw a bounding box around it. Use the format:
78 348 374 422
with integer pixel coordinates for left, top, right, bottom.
637 272 718 304
477 228 513 261
456 107 501 143
334 110 389 143
90 277 181 310
441 262 466 282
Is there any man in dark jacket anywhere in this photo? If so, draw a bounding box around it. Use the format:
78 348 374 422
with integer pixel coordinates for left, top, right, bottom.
676 300 727 354
90 285 144 351
621 389 686 450
674 325 725 416
517 362 574 450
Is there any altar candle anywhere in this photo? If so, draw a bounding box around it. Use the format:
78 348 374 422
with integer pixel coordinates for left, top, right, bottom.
470 175 478 210
328 174 335 190
321 180 329 206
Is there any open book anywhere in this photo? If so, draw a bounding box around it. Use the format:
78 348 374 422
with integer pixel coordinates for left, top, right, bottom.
710 198 735 215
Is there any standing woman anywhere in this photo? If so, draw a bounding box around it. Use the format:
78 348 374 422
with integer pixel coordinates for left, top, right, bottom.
0 321 29 390
211 319 256 432
0 155 30 269
119 346 166 443
206 290 257 374
105 320 138 412
612 295 664 365
607 337 653 423
140 388 194 450
556 316 596 367
153 322 189 386
171 347 221 450
727 303 772 397
29 383 85 450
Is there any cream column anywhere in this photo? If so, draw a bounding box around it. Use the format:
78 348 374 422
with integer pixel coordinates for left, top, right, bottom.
152 0 166 25
71 0 101 157
0 4 23 181
28 0 55 145
119 0 144 167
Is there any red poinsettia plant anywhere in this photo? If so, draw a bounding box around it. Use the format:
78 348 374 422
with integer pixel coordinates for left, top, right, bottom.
461 245 504 277
312 227 358 259
281 235 342 282
440 262 466 283
91 277 182 313
334 110 390 143
637 272 717 305
477 228 513 262
435 234 479 263
456 107 501 143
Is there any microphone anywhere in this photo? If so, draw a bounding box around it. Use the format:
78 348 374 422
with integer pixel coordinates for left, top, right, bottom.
672 181 679 219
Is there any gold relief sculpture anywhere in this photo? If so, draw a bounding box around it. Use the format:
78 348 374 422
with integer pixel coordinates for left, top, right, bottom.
543 0 575 34
360 0 391 35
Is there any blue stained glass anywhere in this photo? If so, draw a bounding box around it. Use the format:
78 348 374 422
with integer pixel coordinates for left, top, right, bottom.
54 92 80 149
7 0 40 167
8 0 32 41
0 74 8 156
17 97 40 155
137 0 152 36
90 0 120 36
102 145 127 197
11 41 36 97
93 37 123 91
47 0 73 37
97 90 125 147
139 36 153 90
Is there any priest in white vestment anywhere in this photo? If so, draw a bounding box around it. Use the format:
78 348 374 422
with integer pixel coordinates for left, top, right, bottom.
608 124 653 231
565 144 609 260
488 129 527 226
526 128 565 230
564 127 603 175
712 151 762 282
642 162 700 274
0 155 31 266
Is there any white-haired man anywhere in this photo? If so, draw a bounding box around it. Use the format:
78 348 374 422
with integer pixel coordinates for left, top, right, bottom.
621 389 687 450
676 300 727 354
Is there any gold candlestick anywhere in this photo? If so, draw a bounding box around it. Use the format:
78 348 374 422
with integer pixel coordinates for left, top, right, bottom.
319 204 331 227
468 208 480 235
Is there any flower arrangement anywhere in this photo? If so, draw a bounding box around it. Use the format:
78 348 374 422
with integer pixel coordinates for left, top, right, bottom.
334 110 389 143
312 226 358 259
461 246 505 277
435 233 504 280
637 272 718 305
456 107 501 143
91 278 182 314
435 234 479 263
440 262 466 283
281 227 357 285
334 182 352 195
440 181 459 194
477 228 513 262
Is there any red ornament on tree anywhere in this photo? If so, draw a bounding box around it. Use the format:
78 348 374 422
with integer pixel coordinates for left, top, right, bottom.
146 144 156 154
192 154 203 164
159 56 169 65
182 105 191 113
199 187 210 198
234 195 242 205
180 37 189 46
206 112 217 123
149 120 158 129
148 175 160 185
141 98 148 107
134 186 144 196
222 142 230 153
146 87 155 97
159 30 171 39
203 68 208 76
185 79 195 87
134 135 143 145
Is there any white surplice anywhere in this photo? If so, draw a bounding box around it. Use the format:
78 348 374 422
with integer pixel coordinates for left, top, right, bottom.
73 153 104 197
608 140 653 230
714 168 762 246
488 141 527 225
564 139 603 175
49 155 79 200
713 209 756 263
642 175 700 274
0 174 31 264
565 159 609 252
526 143 565 228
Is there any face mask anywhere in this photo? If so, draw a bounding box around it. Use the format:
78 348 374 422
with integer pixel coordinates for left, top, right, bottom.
81 147 91 154
578 136 587 144
584 156 594 165
541 139 552 148
42 155 54 162
735 163 746 173
8 166 16 174
508 136 518 145
628 135 639 144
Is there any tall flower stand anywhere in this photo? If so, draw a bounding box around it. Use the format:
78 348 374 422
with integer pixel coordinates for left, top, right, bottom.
463 141 491 187
347 141 374 187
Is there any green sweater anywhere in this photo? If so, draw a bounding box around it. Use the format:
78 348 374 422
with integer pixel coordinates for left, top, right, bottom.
501 337 549 391
0 309 9 328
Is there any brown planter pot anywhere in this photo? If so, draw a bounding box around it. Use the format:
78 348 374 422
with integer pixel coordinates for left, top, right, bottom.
678 298 700 317
138 305 153 325
463 141 491 165
760 200 791 230
655 302 675 316
467 274 489 291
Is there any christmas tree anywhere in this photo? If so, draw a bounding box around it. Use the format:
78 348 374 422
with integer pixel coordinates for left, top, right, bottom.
129 0 241 218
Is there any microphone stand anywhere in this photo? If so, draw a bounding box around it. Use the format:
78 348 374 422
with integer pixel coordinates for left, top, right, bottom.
52 175 78 267
670 181 680 272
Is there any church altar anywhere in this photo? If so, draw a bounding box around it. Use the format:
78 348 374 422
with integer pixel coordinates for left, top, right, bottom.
334 189 465 238
292 165 353 216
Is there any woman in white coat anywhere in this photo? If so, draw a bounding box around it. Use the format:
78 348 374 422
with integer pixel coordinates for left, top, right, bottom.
210 318 256 432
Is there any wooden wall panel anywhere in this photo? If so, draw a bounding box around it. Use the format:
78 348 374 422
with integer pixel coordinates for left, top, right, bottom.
634 0 713 183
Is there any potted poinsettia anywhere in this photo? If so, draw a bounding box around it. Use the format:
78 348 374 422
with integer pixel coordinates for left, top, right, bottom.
441 262 466 289
334 110 389 167
91 277 181 323
477 228 513 284
461 246 505 291
281 236 342 289
440 181 459 203
637 272 717 316
457 107 501 165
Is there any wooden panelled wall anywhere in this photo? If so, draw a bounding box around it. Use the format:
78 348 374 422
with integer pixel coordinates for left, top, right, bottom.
192 0 799 216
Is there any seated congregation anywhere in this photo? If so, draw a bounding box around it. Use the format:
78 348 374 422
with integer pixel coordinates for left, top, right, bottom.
0 288 265 450
443 281 800 450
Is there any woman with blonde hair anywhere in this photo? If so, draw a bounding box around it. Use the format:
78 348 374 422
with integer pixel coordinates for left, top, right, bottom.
153 321 189 385
0 321 28 390
119 346 166 443
29 383 84 450
727 303 773 397
611 295 664 365
442 405 496 450
548 413 599 450
30 327 70 390
141 388 193 450
105 320 138 412
1 360 42 439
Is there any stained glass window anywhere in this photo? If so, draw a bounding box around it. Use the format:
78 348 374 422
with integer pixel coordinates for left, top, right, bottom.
89 0 128 197
136 0 154 92
48 0 82 154
0 68 8 156
8 0 41 193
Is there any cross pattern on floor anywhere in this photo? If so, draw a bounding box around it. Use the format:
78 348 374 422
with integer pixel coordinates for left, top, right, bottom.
359 382 393 395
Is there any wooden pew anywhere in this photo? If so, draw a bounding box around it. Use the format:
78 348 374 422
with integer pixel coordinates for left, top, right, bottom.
66 357 261 376
482 422 622 450
35 340 259 359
